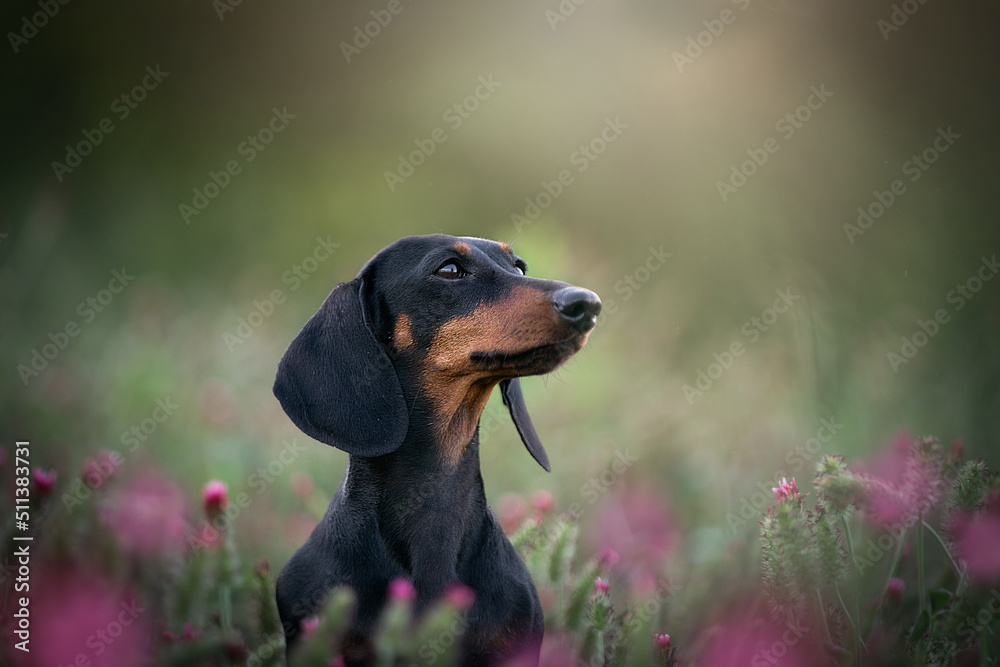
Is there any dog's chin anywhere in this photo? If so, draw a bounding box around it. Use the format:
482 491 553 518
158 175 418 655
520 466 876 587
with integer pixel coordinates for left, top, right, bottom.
470 332 589 377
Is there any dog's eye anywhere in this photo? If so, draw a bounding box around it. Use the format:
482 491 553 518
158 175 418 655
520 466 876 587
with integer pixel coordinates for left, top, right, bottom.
435 262 466 279
514 262 527 275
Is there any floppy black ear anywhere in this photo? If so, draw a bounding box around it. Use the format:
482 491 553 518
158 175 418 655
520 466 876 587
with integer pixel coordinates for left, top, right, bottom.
273 278 408 457
499 378 551 472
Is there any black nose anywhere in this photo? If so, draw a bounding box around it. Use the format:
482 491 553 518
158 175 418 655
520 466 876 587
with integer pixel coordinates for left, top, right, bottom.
552 286 602 332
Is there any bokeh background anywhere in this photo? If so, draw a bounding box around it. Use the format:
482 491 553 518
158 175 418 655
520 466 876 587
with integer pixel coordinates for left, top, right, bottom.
2 0 999 654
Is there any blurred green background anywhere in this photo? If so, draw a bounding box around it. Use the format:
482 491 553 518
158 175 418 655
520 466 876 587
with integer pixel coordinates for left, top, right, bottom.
2 0 998 584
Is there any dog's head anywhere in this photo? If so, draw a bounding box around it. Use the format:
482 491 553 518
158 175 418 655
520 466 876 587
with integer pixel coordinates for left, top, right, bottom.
273 234 600 470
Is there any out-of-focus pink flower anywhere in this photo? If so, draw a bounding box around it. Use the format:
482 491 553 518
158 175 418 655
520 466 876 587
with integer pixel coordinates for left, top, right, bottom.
82 450 122 491
865 482 910 526
949 439 964 462
23 568 149 667
954 514 1000 582
531 490 554 514
496 493 527 533
443 582 476 610
535 634 578 667
884 577 905 605
291 471 315 499
388 577 416 603
589 486 678 581
225 638 249 662
854 430 945 526
198 378 237 427
190 523 224 552
162 622 202 642
987 489 1000 513
597 547 620 569
203 479 228 518
594 577 610 596
329 657 347 667
695 612 820 667
855 430 912 488
32 468 57 499
772 477 799 502
653 632 671 651
101 470 187 556
300 616 321 640
629 570 660 597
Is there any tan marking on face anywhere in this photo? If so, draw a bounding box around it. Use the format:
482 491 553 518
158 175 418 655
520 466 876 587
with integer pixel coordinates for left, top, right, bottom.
498 242 512 254
426 286 561 372
421 285 570 466
452 242 471 256
393 313 413 350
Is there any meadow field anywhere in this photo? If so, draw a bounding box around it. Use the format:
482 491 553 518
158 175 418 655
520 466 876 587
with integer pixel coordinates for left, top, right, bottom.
2 0 999 664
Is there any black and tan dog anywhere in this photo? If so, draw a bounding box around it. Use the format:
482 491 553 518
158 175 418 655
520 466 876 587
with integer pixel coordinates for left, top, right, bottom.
273 234 600 665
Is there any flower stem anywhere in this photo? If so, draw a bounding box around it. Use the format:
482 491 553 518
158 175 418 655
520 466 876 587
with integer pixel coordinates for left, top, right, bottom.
922 520 966 595
917 513 926 615
220 585 232 630
881 526 907 598
841 515 863 664
814 589 833 645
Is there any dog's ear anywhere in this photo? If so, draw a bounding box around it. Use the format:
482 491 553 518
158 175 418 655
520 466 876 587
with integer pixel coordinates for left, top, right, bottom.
274 278 408 457
500 378 550 472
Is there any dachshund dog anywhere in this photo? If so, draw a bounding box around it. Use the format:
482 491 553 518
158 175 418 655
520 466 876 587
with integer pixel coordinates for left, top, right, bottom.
273 234 600 665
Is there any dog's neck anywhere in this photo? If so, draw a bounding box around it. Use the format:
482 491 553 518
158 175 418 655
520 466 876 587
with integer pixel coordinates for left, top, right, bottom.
392 353 501 469
345 424 490 604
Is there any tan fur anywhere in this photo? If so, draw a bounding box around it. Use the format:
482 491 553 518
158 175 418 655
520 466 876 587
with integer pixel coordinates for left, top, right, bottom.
393 313 413 350
422 286 563 466
452 242 471 256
